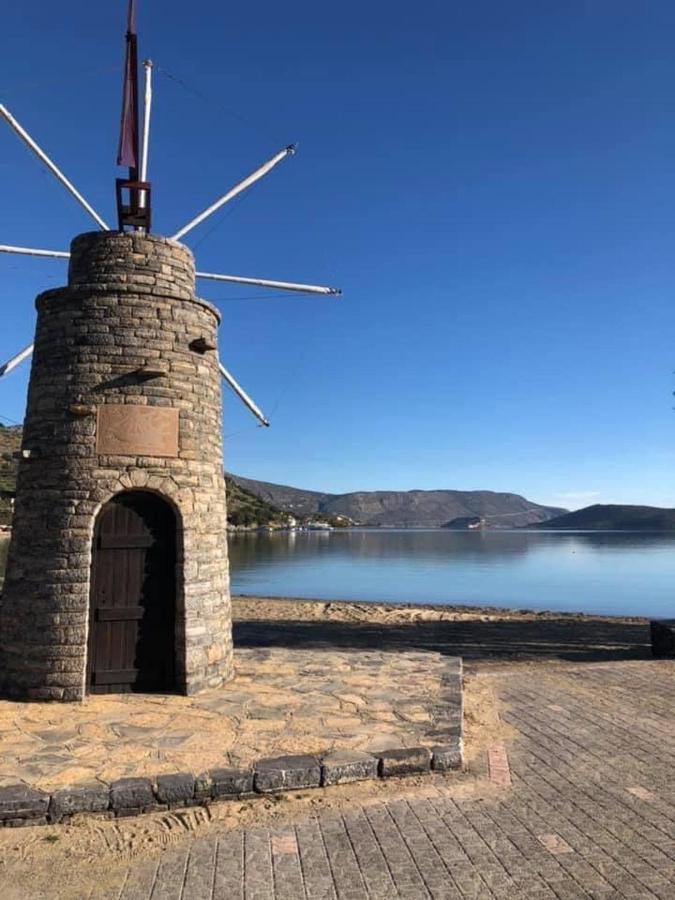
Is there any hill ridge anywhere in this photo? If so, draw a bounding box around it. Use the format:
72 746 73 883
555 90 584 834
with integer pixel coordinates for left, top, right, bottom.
534 503 675 531
228 473 565 528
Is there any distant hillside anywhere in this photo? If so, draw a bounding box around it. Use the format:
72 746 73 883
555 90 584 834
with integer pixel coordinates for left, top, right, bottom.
229 475 565 528
224 477 292 529
227 478 333 518
535 504 675 531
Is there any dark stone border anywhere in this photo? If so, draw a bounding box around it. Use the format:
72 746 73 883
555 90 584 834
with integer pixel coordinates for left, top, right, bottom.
650 619 675 658
0 662 464 827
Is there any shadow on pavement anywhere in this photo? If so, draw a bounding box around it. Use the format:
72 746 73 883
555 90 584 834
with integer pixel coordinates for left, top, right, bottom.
234 616 651 663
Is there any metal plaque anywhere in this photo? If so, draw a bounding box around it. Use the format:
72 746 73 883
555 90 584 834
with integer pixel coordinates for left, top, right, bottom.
96 405 179 457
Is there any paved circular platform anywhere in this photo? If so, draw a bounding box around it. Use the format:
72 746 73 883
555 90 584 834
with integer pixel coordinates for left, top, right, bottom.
0 647 462 791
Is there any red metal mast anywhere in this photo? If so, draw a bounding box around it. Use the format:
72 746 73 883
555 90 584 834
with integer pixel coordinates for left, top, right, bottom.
116 0 151 231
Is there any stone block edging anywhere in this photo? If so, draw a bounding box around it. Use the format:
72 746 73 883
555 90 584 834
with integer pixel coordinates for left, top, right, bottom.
0 738 462 827
0 659 464 827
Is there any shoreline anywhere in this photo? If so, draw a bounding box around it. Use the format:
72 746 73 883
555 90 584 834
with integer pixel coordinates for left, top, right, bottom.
231 594 649 625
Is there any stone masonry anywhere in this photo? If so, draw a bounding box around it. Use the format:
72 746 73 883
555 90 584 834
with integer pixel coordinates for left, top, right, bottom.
0 231 233 701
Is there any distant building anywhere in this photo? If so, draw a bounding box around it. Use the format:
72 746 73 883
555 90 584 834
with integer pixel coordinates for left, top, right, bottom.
442 516 485 530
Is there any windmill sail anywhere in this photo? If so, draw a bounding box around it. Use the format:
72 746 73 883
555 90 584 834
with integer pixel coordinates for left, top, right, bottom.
117 0 139 171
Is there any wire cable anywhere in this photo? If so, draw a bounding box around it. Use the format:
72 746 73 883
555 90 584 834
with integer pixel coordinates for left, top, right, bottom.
0 412 23 427
191 182 260 252
154 64 284 145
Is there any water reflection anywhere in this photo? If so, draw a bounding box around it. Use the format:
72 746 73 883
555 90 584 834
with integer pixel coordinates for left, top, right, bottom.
228 529 675 617
228 528 675 565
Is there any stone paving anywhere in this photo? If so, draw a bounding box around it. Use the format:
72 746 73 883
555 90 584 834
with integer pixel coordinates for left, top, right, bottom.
0 647 459 790
7 656 671 899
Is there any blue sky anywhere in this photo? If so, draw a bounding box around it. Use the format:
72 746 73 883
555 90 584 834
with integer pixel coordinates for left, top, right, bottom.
3 1 675 509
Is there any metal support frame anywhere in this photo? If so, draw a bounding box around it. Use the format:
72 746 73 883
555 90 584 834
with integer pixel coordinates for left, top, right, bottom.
116 178 152 231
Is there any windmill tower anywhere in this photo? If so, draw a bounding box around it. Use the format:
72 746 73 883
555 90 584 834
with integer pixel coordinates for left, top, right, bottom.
0 3 339 702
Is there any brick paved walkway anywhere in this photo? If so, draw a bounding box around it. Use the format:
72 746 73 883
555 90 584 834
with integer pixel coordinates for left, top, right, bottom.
4 658 674 899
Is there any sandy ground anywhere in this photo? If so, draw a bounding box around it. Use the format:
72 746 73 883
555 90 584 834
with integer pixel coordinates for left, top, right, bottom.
233 594 648 626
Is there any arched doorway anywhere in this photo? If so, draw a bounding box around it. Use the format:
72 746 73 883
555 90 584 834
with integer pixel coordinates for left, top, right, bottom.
87 491 177 693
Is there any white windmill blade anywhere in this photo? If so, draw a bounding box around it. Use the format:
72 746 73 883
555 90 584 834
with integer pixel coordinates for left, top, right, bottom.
219 362 270 427
0 244 70 260
0 104 110 231
171 145 296 242
0 343 34 378
197 270 341 296
0 247 341 298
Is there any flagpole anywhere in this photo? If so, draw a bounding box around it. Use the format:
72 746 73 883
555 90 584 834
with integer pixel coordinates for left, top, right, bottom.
139 58 153 220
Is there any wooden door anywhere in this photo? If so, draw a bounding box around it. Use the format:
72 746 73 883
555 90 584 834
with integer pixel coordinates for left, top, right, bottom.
88 491 176 694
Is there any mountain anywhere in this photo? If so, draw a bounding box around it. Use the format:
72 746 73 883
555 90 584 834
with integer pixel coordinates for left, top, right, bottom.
534 504 675 531
224 476 291 529
228 474 565 528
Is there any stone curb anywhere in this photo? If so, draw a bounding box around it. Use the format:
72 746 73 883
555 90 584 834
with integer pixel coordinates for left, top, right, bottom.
0 737 462 827
1 739 463 827
0 668 464 827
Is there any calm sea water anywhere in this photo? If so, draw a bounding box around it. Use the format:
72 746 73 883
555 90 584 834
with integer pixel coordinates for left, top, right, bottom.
228 529 675 618
2 530 673 617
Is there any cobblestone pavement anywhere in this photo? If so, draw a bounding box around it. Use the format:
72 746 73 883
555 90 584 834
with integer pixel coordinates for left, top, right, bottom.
0 648 457 789
5 656 673 898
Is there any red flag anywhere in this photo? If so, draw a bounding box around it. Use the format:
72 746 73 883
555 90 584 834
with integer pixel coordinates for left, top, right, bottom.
116 0 139 170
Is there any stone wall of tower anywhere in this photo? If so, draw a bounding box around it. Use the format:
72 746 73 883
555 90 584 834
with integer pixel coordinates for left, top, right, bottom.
0 231 233 701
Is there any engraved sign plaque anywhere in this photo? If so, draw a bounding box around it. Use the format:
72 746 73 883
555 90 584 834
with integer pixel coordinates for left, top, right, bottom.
96 405 179 457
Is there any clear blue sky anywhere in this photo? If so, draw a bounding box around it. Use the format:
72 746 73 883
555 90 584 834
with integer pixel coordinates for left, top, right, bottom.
3 1 675 510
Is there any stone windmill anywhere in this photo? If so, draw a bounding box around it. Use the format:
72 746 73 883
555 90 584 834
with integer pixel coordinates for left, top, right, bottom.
0 2 339 701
